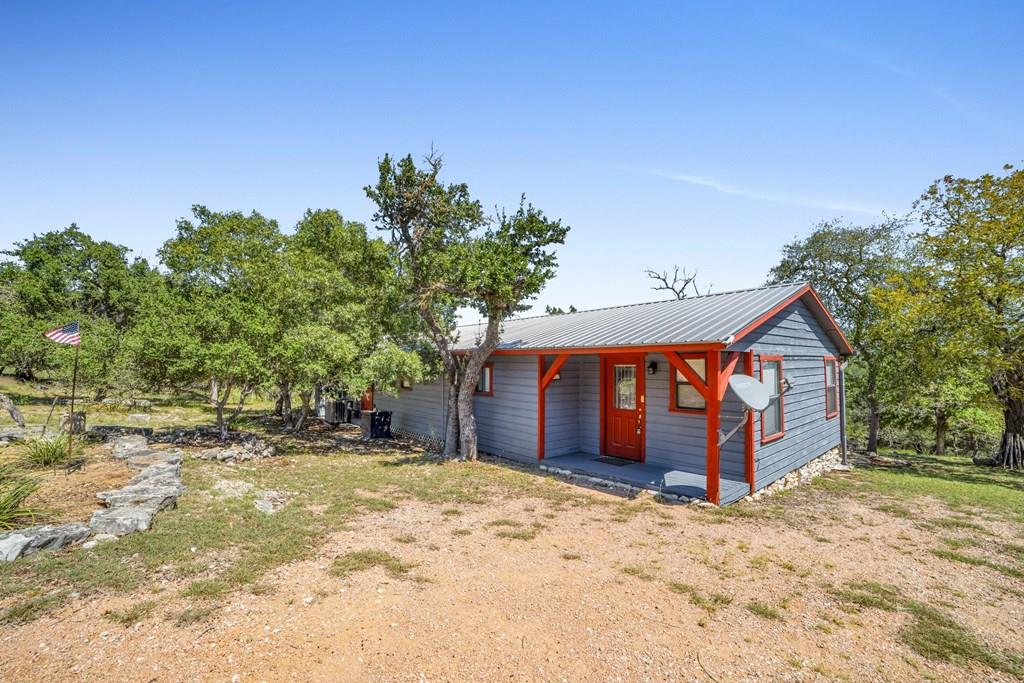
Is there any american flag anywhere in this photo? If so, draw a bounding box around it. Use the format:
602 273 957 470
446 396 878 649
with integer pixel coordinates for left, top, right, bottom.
44 321 81 346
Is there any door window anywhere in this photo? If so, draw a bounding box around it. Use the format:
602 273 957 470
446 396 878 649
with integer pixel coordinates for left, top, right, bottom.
613 365 636 409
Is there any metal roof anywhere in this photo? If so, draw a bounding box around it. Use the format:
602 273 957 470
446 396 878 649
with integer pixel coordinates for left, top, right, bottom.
453 282 852 354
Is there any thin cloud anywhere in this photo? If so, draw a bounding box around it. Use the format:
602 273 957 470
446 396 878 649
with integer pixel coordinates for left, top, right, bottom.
648 169 882 215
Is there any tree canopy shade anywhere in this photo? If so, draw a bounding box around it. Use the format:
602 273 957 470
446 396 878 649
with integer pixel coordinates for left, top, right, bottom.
366 151 569 459
767 217 907 453
0 225 161 396
901 165 1024 469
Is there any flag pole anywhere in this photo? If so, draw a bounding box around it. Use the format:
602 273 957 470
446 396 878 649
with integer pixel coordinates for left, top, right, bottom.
68 340 80 462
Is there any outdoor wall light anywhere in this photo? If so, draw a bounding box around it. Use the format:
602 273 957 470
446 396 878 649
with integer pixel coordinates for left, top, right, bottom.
647 361 658 375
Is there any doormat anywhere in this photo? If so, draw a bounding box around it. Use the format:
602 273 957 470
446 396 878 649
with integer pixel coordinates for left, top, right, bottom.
594 456 635 467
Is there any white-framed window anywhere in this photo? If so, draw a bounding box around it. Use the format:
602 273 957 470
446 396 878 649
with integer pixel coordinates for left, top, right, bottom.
475 363 494 396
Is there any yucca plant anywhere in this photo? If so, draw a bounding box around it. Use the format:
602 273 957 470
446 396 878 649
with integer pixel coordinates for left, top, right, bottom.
21 436 73 469
0 463 40 529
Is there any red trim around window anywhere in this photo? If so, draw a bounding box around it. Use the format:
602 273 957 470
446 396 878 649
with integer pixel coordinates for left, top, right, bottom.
759 355 785 445
823 356 839 419
667 352 708 414
474 362 494 396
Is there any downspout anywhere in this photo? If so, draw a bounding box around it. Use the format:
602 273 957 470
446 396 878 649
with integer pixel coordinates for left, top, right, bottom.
838 360 848 466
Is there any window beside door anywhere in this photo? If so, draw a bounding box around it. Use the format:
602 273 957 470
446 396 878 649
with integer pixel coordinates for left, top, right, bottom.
760 356 784 443
670 356 706 413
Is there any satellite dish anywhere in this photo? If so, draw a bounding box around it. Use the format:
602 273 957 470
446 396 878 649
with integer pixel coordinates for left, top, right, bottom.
728 374 770 412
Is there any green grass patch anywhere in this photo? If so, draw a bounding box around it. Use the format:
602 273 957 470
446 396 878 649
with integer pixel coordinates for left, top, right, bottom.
874 502 914 518
0 462 41 530
440 508 463 517
621 565 655 581
392 533 416 544
329 549 412 578
0 590 68 625
831 579 1023 675
495 523 543 541
930 549 1024 578
451 528 471 537
171 604 219 627
103 600 156 627
667 582 732 612
181 578 231 599
745 601 783 621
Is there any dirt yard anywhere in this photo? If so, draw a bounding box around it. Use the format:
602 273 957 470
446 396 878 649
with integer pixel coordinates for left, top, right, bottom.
0 418 1022 682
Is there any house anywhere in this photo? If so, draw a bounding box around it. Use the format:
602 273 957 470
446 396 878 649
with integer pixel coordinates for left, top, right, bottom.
376 282 852 505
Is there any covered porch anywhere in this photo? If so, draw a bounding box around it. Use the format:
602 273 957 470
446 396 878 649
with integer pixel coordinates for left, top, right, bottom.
533 345 758 505
540 452 751 505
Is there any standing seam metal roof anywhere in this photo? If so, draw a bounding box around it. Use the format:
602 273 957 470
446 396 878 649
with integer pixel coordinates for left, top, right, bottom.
453 282 849 353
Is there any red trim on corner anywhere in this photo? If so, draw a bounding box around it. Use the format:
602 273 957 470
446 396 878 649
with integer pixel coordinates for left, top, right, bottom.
823 355 839 419
759 355 785 445
705 349 721 505
474 362 495 397
731 284 854 356
743 351 755 493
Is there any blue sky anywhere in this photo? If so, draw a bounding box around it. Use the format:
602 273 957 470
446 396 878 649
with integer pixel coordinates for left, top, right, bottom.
2 2 1021 317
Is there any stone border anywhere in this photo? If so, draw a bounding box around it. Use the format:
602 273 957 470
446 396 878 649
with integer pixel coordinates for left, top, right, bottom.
741 446 844 503
0 435 186 562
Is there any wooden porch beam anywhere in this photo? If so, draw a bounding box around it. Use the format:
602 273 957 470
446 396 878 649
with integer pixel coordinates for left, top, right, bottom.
717 352 741 401
541 353 570 391
663 352 710 400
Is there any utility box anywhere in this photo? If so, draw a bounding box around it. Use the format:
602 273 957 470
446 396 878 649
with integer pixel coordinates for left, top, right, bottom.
360 410 392 439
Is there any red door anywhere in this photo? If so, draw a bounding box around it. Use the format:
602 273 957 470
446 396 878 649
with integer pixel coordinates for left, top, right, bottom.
360 387 374 411
602 354 645 461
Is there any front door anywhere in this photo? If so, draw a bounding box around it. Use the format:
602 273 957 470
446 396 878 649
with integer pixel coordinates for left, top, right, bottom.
602 354 645 461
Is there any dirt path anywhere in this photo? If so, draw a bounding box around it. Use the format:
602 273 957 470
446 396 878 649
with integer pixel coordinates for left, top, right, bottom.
1 481 1021 682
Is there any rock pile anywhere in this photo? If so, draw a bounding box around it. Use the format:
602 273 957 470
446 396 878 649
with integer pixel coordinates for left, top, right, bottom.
152 428 276 461
89 435 186 535
0 427 27 446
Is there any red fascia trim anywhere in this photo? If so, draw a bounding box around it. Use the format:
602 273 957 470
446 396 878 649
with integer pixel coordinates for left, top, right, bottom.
730 284 854 356
705 349 721 505
759 355 785 445
823 355 839 419
474 362 494 397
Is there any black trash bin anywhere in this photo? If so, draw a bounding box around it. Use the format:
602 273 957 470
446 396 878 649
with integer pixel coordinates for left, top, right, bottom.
360 410 392 439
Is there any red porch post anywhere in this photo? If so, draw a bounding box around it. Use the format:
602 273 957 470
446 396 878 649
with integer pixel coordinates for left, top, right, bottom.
744 351 755 493
537 353 569 461
706 349 721 505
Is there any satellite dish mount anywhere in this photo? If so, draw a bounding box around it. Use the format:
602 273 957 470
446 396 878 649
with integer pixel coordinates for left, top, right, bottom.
718 374 772 447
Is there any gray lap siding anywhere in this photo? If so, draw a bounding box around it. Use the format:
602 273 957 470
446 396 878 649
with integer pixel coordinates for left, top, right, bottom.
728 299 842 490
378 297 843 495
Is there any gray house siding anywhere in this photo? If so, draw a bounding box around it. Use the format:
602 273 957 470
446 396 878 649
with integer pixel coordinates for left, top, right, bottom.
375 295 843 500
475 355 537 462
728 299 842 490
376 380 446 443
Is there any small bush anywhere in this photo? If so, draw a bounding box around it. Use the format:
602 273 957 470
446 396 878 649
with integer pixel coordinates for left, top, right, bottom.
171 605 218 627
21 436 73 468
0 463 41 529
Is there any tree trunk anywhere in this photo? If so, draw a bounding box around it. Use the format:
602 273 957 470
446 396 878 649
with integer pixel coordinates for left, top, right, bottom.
443 363 460 457
457 316 503 461
0 392 25 429
210 377 219 403
294 391 312 431
865 364 880 453
995 397 1024 470
934 407 948 456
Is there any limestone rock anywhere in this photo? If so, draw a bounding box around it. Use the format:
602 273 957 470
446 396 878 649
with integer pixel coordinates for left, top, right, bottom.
90 506 156 535
0 523 91 562
255 490 287 514
125 450 183 470
111 434 149 458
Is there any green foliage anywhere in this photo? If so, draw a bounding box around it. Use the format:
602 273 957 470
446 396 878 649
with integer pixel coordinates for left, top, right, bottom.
0 463 40 529
20 436 73 468
329 549 412 578
103 599 156 627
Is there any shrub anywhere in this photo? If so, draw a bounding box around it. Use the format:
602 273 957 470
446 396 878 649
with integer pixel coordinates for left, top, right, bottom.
0 463 40 529
21 436 73 468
